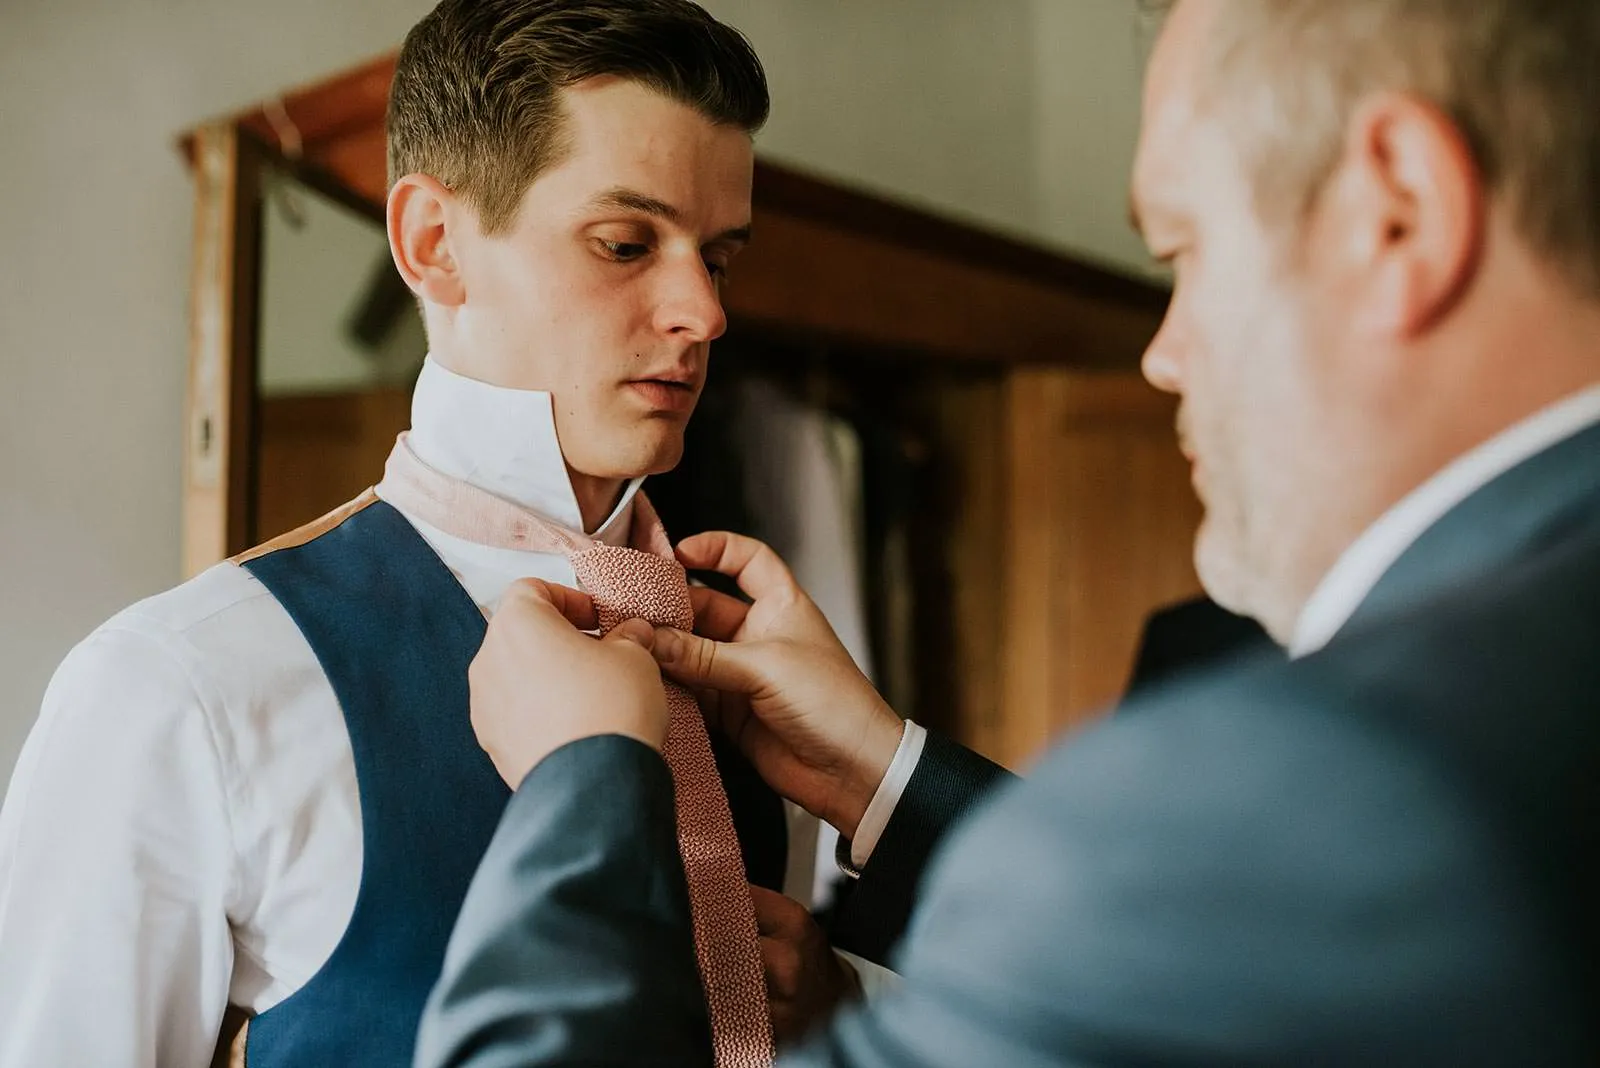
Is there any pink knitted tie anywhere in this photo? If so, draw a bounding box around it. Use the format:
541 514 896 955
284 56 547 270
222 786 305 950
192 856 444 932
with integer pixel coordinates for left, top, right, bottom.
378 435 775 1068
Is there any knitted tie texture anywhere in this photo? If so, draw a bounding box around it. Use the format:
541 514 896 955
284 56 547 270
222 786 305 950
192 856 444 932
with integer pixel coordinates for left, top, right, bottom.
568 545 775 1068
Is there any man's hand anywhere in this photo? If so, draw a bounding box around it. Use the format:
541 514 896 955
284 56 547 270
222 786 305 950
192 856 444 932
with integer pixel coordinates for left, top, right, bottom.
651 532 904 840
469 578 667 789
752 884 861 1046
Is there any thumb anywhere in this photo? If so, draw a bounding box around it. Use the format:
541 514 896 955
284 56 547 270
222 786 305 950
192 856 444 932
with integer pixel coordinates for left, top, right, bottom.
652 626 762 694
604 617 656 651
748 883 809 937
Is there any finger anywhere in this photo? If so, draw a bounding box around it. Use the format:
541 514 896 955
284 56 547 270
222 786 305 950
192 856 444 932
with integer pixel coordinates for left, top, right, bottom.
603 617 656 651
758 933 801 1000
501 578 598 631
675 532 798 605
688 584 750 641
749 883 809 938
650 626 761 694
689 683 749 743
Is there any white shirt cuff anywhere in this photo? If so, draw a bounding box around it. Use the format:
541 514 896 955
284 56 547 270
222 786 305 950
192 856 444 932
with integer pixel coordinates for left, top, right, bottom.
833 948 902 1000
848 720 927 869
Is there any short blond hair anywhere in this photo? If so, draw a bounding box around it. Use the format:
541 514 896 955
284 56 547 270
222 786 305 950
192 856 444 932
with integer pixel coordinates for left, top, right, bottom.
1143 0 1600 296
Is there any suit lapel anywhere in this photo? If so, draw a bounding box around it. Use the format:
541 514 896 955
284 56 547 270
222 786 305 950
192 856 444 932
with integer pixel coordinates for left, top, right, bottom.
1345 420 1600 637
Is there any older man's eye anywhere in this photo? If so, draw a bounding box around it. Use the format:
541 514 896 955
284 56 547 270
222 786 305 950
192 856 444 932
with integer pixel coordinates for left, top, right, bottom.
598 240 649 262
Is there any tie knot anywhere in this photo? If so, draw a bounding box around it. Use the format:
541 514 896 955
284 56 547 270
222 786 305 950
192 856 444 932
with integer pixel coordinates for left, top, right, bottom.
569 544 694 633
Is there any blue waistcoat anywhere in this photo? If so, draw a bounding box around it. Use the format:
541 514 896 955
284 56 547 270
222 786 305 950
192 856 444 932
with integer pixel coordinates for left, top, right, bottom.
236 497 786 1066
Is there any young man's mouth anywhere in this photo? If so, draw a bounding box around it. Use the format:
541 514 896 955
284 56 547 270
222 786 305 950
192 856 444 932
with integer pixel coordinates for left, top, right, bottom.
625 377 698 413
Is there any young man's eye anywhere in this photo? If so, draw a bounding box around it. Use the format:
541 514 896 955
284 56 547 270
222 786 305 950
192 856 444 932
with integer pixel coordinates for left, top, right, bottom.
704 259 728 281
598 240 649 262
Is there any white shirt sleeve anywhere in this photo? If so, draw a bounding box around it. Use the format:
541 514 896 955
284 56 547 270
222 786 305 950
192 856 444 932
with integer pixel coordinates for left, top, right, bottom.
0 622 238 1068
848 720 927 868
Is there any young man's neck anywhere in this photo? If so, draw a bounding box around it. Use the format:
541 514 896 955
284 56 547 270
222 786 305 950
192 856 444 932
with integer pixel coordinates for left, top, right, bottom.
568 469 629 535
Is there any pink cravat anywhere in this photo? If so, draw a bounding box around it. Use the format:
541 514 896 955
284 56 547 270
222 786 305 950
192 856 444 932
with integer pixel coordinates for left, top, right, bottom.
379 434 775 1068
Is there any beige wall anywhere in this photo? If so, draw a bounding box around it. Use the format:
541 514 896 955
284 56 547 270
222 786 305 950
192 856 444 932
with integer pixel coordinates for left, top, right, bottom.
706 0 1042 239
0 0 1158 783
1031 0 1160 274
704 0 1160 275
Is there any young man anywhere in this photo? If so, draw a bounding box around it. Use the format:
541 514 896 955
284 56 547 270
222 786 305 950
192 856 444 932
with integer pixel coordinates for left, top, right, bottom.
0 3 809 1065
417 0 1600 1064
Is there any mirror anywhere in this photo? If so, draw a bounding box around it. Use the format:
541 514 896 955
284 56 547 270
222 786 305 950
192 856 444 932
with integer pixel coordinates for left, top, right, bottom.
253 163 425 542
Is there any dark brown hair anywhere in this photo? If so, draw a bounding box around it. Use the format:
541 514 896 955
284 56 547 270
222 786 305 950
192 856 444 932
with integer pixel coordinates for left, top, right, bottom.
387 0 769 234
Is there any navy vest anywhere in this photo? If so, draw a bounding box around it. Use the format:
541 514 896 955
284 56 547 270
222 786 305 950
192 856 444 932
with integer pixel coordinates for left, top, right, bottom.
238 498 786 1066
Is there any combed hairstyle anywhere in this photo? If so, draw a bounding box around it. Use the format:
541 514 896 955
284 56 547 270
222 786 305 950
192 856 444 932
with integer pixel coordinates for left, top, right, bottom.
1140 0 1600 297
387 0 770 234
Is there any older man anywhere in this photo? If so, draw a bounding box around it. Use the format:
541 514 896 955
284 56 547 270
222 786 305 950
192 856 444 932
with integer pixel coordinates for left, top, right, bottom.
418 0 1600 1064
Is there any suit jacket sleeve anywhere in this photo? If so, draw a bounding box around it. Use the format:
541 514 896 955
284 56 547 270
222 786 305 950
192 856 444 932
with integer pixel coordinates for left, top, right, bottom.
828 731 1012 965
414 730 1012 1068
413 735 714 1068
780 672 1583 1067
419 670 1584 1068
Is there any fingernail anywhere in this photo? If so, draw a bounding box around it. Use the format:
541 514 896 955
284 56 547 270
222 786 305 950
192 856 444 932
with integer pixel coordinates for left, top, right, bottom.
651 626 682 662
615 618 654 648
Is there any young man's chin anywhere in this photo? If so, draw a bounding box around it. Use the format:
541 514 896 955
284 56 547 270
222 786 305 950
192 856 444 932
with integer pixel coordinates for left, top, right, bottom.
581 428 687 481
638 437 688 478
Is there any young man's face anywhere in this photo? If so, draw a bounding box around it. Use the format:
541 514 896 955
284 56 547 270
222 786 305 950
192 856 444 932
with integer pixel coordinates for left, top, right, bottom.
444 77 754 481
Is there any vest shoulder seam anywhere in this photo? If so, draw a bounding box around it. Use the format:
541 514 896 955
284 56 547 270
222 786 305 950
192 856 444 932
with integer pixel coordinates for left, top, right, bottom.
231 489 380 566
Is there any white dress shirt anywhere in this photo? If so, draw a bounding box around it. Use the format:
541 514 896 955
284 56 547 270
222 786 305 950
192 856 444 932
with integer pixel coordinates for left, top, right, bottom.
0 358 647 1068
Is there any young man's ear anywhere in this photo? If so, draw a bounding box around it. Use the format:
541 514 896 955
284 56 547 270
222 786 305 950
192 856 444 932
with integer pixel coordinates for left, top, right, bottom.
387 174 467 308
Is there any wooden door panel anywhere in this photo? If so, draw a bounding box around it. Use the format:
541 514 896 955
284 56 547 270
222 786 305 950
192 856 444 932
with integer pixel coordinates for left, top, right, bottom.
997 369 1202 767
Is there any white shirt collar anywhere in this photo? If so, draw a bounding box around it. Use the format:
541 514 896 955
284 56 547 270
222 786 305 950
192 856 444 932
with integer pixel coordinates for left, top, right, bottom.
1290 381 1600 658
406 355 643 541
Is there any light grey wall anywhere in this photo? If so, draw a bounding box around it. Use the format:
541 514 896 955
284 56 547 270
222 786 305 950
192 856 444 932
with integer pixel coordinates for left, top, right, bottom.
0 0 1157 784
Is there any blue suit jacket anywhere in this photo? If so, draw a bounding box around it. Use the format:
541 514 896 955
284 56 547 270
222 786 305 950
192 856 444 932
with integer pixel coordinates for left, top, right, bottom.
416 424 1600 1067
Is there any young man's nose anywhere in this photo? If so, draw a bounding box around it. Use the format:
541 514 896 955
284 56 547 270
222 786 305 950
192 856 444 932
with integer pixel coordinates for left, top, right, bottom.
654 261 729 343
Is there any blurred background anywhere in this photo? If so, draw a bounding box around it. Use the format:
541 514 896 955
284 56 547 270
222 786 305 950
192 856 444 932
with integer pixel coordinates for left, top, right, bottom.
0 0 1196 786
